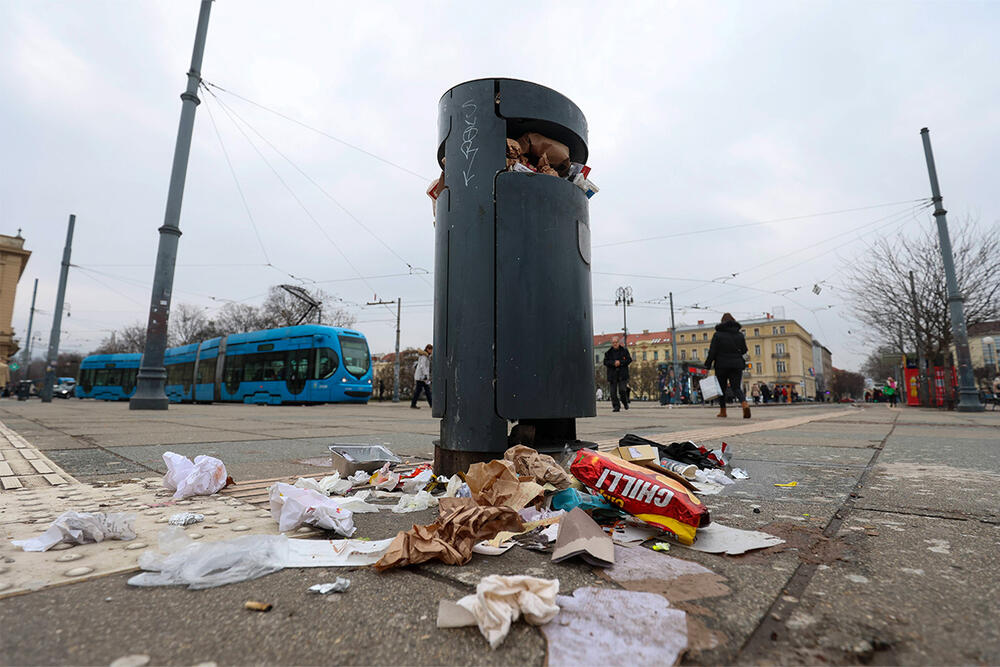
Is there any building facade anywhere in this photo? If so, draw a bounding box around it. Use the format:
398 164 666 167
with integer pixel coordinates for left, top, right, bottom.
594 316 828 401
0 233 31 386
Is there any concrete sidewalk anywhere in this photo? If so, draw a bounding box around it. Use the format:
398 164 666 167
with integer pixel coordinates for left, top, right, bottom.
0 400 997 665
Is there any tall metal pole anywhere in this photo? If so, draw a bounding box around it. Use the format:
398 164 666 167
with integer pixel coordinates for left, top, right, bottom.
393 298 401 403
131 0 213 410
908 270 929 406
919 128 983 411
669 292 680 404
41 215 75 403
22 278 38 370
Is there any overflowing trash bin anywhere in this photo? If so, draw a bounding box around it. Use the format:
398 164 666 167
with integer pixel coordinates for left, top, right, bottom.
431 78 598 475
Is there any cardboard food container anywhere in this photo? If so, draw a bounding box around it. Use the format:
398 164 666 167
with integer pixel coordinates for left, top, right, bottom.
328 444 401 476
614 445 657 465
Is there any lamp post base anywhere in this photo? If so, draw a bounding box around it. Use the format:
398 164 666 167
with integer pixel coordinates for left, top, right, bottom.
129 396 169 410
956 390 985 412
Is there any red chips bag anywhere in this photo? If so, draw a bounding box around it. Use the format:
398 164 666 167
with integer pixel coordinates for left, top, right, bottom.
570 449 710 545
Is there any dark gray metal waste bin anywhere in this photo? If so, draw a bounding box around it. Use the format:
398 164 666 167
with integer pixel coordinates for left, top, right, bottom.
432 78 596 475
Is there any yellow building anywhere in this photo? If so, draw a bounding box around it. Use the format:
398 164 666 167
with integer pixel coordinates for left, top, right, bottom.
0 232 31 385
596 316 827 401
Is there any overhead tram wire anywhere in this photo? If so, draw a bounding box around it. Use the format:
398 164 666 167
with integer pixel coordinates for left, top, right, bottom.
202 86 394 315
204 86 432 290
203 93 272 267
203 80 430 182
591 198 930 250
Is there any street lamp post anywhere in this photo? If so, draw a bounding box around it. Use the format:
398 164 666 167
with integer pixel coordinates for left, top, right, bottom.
615 286 634 346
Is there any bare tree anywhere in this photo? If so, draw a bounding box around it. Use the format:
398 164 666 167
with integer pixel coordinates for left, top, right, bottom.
92 322 148 354
860 345 901 383
169 303 213 346
375 348 420 399
843 217 1000 364
831 368 864 401
213 302 267 334
258 286 356 329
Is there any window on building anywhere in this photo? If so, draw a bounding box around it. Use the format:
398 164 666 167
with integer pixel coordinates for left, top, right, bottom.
595 354 599 363
985 341 997 366
642 351 647 361
680 334 685 342
681 350 687 360
772 326 778 335
653 351 658 360
692 349 699 359
756 362 763 374
702 332 708 341
753 328 759 337
776 342 786 355
754 344 761 355
704 348 709 359
779 325 786 334
776 360 787 373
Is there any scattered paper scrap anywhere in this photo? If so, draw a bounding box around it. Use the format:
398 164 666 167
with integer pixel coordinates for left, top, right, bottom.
684 522 784 555
774 481 798 487
540 588 686 665
437 575 559 649
551 507 615 567
308 578 350 594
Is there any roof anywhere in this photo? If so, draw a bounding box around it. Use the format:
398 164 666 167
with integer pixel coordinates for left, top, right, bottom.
593 331 673 347
968 320 1000 336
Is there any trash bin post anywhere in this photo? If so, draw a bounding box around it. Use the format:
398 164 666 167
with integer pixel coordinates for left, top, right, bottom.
433 78 596 475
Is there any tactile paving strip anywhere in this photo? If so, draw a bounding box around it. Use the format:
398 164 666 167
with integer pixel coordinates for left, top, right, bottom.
0 421 76 489
0 478 290 599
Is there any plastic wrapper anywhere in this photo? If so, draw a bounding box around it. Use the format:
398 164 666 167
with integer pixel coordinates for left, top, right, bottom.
370 462 401 491
161 451 228 500
268 482 356 536
294 473 353 496
695 468 734 486
11 511 137 552
572 173 599 199
129 534 288 589
391 490 439 513
309 578 350 594
167 512 204 526
400 465 434 494
550 487 615 514
569 450 709 545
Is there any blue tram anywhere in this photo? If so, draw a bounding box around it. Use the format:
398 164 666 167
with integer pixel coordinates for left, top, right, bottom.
78 325 372 404
76 353 142 400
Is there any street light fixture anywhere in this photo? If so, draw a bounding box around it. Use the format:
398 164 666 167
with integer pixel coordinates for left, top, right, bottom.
615 286 634 346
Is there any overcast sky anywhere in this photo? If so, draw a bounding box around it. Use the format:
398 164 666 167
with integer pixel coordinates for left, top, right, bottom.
2 1 997 371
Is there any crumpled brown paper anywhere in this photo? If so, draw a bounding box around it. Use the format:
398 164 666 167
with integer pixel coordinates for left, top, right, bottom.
374 498 523 571
466 460 544 510
503 445 573 490
516 132 571 176
506 138 522 168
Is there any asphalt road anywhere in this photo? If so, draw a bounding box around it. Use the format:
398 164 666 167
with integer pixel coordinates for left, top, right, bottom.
1 399 997 665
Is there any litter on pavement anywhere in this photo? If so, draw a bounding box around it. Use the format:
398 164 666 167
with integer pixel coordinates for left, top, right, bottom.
161 451 230 500
167 512 204 526
268 482 358 535
550 507 615 567
540 587 687 666
437 575 560 649
11 511 137 552
308 578 351 594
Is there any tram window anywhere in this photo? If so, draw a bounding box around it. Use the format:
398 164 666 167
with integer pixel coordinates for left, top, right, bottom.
315 348 339 379
338 336 370 378
288 349 314 381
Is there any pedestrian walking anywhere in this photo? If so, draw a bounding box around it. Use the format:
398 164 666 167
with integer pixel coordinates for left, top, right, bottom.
886 376 898 407
603 337 632 412
761 383 772 404
705 313 750 419
410 344 432 409
751 383 761 405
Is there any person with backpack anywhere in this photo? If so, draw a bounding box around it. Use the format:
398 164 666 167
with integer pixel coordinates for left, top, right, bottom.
705 313 751 419
410 344 432 409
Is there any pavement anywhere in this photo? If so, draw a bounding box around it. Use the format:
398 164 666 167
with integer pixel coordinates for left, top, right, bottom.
0 398 997 665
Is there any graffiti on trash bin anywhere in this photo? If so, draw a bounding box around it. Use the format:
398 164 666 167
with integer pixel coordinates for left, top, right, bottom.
460 99 478 186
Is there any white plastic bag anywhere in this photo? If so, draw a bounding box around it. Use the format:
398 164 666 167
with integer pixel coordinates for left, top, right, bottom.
11 511 137 552
391 490 439 513
401 469 434 494
129 534 289 589
162 451 228 500
268 482 356 536
699 375 722 401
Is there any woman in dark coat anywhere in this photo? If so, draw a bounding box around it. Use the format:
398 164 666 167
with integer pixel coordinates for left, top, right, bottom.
705 313 751 418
